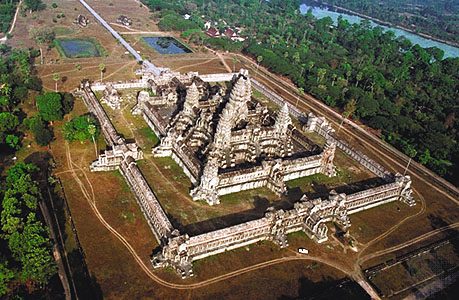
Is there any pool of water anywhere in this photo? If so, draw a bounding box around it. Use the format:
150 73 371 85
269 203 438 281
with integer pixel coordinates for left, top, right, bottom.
300 3 459 58
57 39 101 58
142 37 192 55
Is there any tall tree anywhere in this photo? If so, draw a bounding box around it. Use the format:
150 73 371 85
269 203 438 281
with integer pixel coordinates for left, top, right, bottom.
338 99 357 132
29 27 55 64
52 73 60 92
98 63 106 82
36 92 63 122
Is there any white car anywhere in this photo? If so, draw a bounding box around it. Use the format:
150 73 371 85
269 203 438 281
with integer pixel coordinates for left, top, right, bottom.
298 248 309 254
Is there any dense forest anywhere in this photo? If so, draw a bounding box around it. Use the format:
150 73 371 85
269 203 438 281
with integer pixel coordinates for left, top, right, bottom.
0 43 74 297
322 0 459 45
0 0 19 34
143 0 459 184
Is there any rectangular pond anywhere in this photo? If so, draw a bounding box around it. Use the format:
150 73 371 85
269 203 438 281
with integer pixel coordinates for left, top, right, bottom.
56 38 103 58
142 36 192 55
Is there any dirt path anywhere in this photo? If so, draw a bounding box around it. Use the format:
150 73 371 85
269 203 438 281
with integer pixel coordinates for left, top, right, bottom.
174 58 218 72
63 141 455 294
356 190 426 252
0 0 22 43
358 222 459 265
216 51 233 73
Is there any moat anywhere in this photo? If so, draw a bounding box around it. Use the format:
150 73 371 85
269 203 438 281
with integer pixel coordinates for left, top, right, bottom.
300 1 459 58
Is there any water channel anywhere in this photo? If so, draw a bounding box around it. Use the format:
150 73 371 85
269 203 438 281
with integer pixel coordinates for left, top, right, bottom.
300 2 459 58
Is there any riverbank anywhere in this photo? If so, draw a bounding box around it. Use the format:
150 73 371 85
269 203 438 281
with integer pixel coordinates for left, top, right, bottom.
311 0 459 48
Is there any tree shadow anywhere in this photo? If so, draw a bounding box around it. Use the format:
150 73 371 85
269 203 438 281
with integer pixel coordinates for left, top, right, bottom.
67 249 103 300
23 151 103 299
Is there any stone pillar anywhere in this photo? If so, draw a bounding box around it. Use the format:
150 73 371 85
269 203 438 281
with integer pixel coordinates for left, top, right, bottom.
151 232 194 278
265 208 289 248
321 140 337 177
395 173 416 206
190 150 220 205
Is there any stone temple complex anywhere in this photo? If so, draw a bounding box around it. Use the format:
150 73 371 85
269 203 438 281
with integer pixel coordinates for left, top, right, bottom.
78 67 416 278
144 69 336 205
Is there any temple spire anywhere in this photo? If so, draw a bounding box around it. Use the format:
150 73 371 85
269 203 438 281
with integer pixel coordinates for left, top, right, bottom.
275 103 291 135
183 82 199 113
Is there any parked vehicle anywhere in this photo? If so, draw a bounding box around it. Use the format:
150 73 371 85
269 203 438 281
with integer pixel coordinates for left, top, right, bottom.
298 248 309 254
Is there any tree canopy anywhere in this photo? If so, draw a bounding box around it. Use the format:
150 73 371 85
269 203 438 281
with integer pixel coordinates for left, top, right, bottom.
25 115 53 146
0 46 41 151
0 162 56 295
36 92 63 122
63 114 99 143
24 0 45 12
325 0 459 45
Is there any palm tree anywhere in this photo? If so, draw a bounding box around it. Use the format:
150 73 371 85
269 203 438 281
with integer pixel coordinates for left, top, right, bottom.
52 73 60 92
87 123 98 158
232 56 238 72
338 99 357 133
99 63 106 82
317 68 327 83
256 55 263 75
296 87 304 107
403 145 417 176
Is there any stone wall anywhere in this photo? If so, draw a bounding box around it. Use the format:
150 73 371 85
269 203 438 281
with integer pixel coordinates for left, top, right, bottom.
305 113 392 180
80 82 123 146
199 73 238 82
80 83 173 243
90 80 148 92
216 154 325 196
152 174 414 276
80 77 415 280
120 157 174 242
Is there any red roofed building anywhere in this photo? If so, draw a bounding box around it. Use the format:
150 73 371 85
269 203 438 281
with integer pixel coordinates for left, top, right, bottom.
205 27 220 38
224 28 235 38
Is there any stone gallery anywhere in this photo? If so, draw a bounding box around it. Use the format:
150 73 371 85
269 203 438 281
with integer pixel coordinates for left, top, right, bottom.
79 67 415 278
141 69 337 205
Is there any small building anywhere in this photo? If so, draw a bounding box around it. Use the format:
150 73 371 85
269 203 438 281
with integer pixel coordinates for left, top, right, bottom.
74 14 89 27
224 28 246 42
205 27 220 38
117 15 132 27
183 14 191 20
204 21 212 30
223 28 235 39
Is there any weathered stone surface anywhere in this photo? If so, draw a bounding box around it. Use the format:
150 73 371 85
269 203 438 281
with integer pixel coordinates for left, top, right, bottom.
78 69 415 279
143 69 334 205
101 83 122 110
